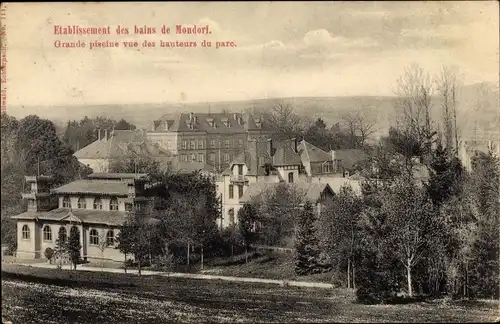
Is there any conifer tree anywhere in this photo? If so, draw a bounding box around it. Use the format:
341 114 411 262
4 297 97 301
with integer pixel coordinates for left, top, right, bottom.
294 201 320 275
67 226 82 270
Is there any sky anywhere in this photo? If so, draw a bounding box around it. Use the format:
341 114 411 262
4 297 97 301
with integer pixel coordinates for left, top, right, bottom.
3 1 499 106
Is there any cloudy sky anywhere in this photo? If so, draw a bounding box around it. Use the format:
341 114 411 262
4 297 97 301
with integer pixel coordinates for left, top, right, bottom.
4 2 499 106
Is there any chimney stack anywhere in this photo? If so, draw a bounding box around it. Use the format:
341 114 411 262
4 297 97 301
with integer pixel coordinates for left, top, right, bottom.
267 138 273 155
104 129 108 141
291 138 298 153
98 128 101 141
233 113 238 120
164 121 169 131
189 112 194 121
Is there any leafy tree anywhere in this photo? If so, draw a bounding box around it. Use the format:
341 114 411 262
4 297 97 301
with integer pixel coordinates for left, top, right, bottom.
117 212 152 275
294 201 320 276
44 248 55 264
116 219 135 273
67 226 82 270
238 203 258 263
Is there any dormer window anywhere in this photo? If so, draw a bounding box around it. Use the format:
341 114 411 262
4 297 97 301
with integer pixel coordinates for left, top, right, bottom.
63 196 71 208
164 121 169 131
221 118 229 127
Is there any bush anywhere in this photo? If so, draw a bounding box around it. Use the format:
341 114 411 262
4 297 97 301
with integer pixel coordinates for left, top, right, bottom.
152 252 175 272
44 248 55 264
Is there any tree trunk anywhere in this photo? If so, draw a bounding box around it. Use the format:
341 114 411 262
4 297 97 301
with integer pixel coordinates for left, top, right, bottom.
245 245 248 264
201 244 204 270
187 242 190 266
407 263 413 297
124 254 127 273
352 263 356 290
347 259 351 289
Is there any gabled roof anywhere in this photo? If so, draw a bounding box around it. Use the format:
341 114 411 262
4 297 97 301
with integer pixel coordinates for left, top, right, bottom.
88 173 148 180
273 140 302 166
151 112 271 134
52 180 130 196
331 149 367 170
298 140 332 163
74 130 172 160
222 141 274 176
239 182 334 204
11 208 127 226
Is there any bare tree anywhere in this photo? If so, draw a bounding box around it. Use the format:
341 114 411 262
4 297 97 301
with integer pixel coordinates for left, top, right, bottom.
269 102 303 140
436 65 459 151
97 231 108 272
340 105 378 147
394 64 436 155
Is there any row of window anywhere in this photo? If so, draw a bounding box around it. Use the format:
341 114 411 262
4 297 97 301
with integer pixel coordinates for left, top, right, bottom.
62 197 120 211
228 184 245 199
180 152 232 163
181 138 244 150
22 225 115 247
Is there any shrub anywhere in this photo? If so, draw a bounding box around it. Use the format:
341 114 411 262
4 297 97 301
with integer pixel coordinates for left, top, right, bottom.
44 248 55 264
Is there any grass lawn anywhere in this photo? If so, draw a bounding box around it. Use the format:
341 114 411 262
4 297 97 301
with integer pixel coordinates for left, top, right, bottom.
2 264 498 323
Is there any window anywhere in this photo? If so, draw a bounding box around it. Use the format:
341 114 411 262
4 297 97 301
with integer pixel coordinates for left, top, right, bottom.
210 139 216 147
197 139 204 149
323 163 331 174
228 208 235 227
89 229 99 245
125 203 133 212
77 197 86 209
93 198 103 210
109 198 119 211
22 225 30 240
238 185 244 198
238 139 244 147
190 140 196 150
106 230 115 246
198 153 204 163
58 227 67 242
209 153 216 162
224 139 230 148
229 185 234 199
223 153 230 163
259 157 265 166
43 226 52 242
191 153 197 162
182 140 187 150
181 154 188 162
238 164 243 175
167 140 172 149
288 172 294 183
62 196 71 208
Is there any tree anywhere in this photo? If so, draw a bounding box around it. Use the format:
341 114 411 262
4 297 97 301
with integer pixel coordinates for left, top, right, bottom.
67 226 82 270
340 105 377 148
54 226 67 270
44 248 55 265
116 219 135 274
269 102 304 140
394 64 435 157
294 201 320 276
319 185 363 288
238 203 258 263
383 180 437 297
97 231 109 272
435 65 459 151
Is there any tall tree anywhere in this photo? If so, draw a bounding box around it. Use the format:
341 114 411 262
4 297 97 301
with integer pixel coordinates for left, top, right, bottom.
67 226 82 270
435 65 459 151
294 201 320 276
238 203 258 263
269 102 304 140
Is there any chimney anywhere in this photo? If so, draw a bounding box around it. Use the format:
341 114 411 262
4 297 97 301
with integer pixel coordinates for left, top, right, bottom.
98 128 101 141
267 138 273 155
194 116 198 124
189 112 194 121
164 121 169 131
291 138 298 153
151 121 155 131
104 129 108 141
233 113 238 120
237 116 242 125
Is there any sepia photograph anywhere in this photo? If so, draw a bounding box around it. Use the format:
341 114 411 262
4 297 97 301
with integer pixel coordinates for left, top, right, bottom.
1 1 499 323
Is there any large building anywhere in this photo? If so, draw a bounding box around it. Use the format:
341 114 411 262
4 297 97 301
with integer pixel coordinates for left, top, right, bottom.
74 129 173 173
147 112 273 172
215 138 367 228
12 173 155 262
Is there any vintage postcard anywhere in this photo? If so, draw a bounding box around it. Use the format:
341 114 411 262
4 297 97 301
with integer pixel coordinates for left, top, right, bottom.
1 2 499 323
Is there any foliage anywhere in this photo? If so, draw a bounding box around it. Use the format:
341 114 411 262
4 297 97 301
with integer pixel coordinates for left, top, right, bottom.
67 226 82 270
294 201 321 276
238 203 258 262
44 248 55 263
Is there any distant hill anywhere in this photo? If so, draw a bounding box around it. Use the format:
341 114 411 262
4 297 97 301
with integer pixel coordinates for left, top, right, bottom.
6 83 498 140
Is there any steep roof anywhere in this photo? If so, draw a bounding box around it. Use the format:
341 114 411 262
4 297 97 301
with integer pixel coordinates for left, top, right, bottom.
74 130 172 160
151 112 271 134
11 208 127 226
222 141 274 176
239 182 334 204
52 179 130 196
87 173 148 180
273 140 302 166
298 140 332 163
331 149 367 170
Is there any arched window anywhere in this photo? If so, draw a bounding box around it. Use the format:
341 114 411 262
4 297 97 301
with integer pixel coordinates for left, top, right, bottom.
106 230 115 246
288 172 294 183
43 226 52 242
89 229 99 245
77 197 86 209
93 198 102 210
63 196 71 208
58 227 67 242
109 198 119 211
22 225 30 240
228 208 235 227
